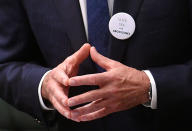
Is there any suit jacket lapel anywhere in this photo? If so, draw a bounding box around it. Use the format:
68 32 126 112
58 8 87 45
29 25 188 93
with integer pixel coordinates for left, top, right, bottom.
53 0 87 52
109 0 144 62
53 0 98 77
54 0 144 63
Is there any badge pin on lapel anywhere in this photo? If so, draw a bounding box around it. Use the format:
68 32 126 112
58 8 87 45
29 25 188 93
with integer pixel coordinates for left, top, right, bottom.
109 12 136 40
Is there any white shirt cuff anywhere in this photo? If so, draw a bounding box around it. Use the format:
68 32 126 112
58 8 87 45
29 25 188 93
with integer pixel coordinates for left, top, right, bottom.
38 70 54 110
144 70 157 109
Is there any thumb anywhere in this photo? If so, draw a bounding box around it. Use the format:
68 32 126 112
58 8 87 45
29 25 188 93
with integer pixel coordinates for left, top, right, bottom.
90 47 118 70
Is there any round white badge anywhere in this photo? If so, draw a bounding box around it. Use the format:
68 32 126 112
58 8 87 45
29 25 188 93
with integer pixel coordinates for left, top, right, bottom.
109 12 136 40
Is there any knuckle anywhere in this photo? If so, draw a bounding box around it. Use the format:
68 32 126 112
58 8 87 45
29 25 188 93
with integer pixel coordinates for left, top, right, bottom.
60 109 66 116
101 108 108 116
50 88 57 98
67 66 73 74
104 108 111 117
105 105 112 112
116 61 122 66
114 74 125 82
93 106 99 112
51 71 58 80
58 108 65 116
66 56 74 65
65 56 71 63
108 61 118 68
108 88 118 95
92 78 97 85
109 62 116 68
87 115 94 121
93 102 102 109
59 77 65 83
98 104 104 110
52 70 67 84
63 64 67 72
64 63 75 76
113 75 127 87
50 96 55 106
46 82 52 91
112 61 121 67
46 85 51 91
61 97 68 106
114 102 121 110
80 108 87 114
59 73 66 83
77 105 88 113
52 99 68 117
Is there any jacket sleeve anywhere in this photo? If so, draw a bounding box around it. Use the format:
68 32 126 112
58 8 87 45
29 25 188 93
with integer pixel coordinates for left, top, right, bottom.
149 61 192 109
0 0 53 124
147 1 192 110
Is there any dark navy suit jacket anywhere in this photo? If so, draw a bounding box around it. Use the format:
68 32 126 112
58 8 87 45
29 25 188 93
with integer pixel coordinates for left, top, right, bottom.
1 0 192 130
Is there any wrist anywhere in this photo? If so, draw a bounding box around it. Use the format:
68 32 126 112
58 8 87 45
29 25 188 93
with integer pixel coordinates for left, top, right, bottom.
38 70 54 110
41 71 52 100
141 71 151 105
143 83 152 106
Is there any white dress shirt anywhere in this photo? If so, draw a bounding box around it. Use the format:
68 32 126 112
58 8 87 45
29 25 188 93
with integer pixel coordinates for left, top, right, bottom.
38 0 157 110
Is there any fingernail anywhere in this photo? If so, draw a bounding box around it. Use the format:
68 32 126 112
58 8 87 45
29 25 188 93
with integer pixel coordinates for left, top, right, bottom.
68 99 75 107
72 118 80 122
71 111 80 122
69 79 76 86
92 47 97 51
71 111 80 118
80 116 88 121
64 112 70 119
63 79 69 86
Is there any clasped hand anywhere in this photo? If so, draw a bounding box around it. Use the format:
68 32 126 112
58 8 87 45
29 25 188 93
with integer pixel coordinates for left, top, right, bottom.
42 44 150 122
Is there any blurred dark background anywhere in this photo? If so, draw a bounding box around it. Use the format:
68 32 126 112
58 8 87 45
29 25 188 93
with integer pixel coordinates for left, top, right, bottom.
0 99 56 131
